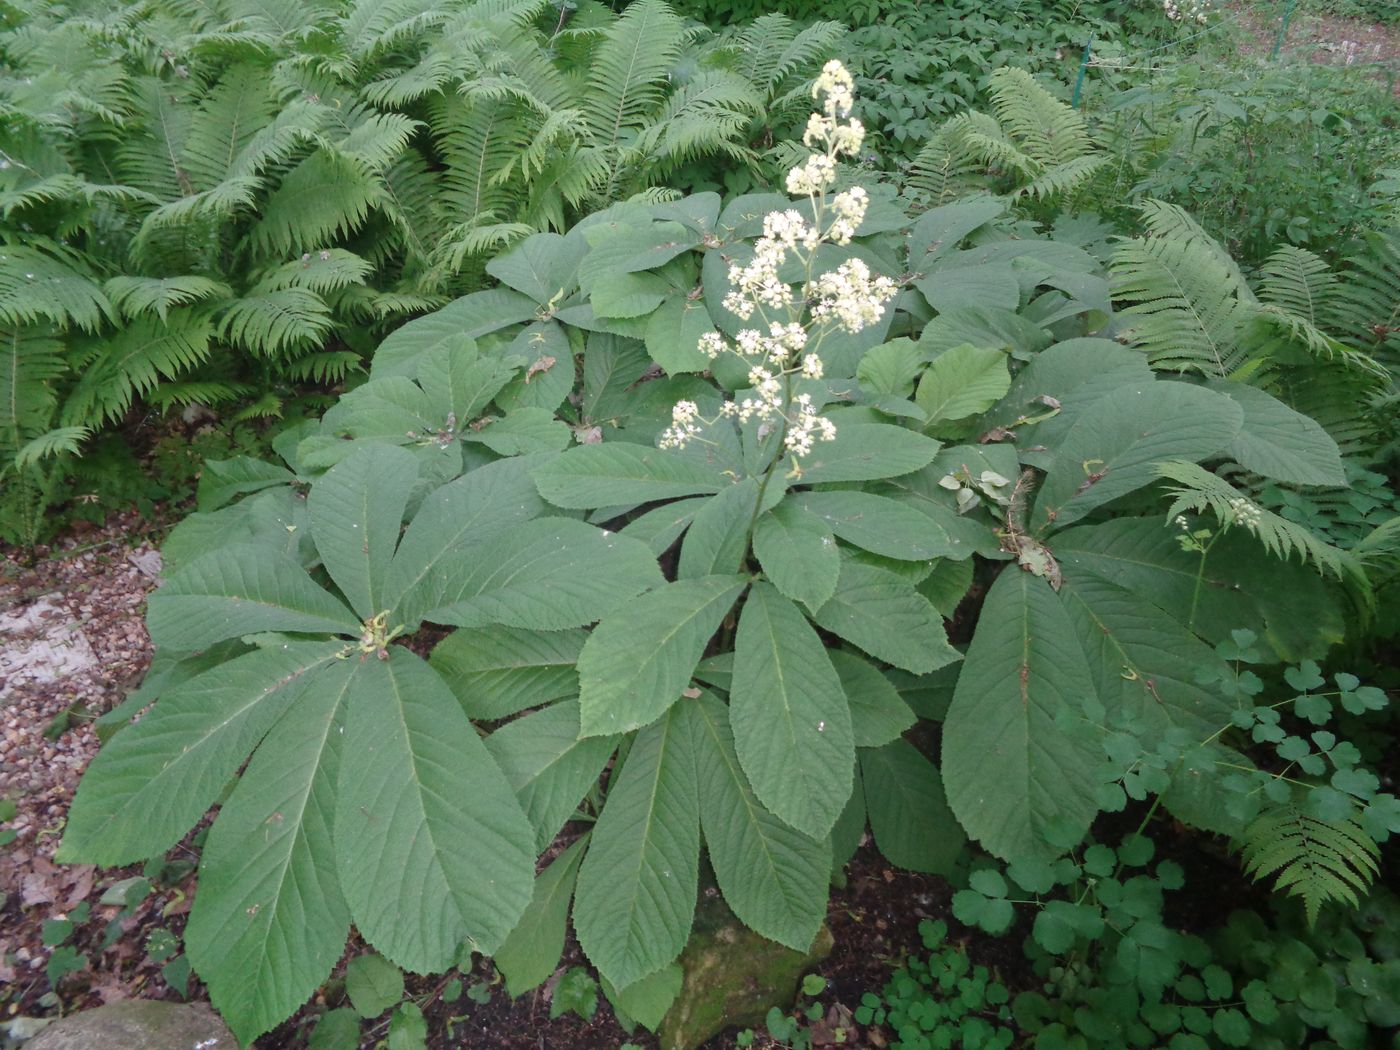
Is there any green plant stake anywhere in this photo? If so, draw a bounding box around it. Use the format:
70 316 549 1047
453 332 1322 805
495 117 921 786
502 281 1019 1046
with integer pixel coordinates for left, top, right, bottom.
1072 36 1094 109
1271 0 1296 60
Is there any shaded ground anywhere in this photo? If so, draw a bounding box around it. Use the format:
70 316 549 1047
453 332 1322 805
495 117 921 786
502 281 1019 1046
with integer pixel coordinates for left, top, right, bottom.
1233 0 1400 87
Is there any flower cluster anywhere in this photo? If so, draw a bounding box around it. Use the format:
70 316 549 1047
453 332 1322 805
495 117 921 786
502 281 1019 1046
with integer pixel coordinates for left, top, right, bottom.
661 61 899 468
1227 496 1263 532
1163 0 1212 23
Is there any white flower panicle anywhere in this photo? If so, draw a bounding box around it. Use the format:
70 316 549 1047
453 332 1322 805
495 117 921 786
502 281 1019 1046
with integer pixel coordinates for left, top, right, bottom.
810 258 898 333
661 60 892 464
1227 496 1263 532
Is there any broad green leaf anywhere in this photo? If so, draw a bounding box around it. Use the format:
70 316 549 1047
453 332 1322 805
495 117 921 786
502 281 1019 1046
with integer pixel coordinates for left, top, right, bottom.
485 700 618 851
678 478 760 579
574 707 699 989
857 338 922 399
830 651 916 749
430 627 584 721
388 1003 427 1050
908 197 1005 262
917 265 1021 314
812 562 960 674
795 423 941 484
58 641 344 865
680 694 831 950
416 342 522 421
532 443 725 508
591 271 670 319
147 547 359 650
494 836 588 997
619 497 710 555
463 407 572 456
335 651 535 970
308 1009 360 1050
605 963 684 1032
345 954 403 1018
919 558 974 618
196 455 292 511
914 344 1011 428
578 575 748 737
941 571 1101 862
308 445 418 619
831 766 866 874
372 289 538 379
1033 382 1243 530
185 660 354 1045
796 491 957 561
753 501 840 611
487 232 584 303
731 584 854 839
417 518 662 630
1058 571 1234 739
1207 380 1345 487
861 739 965 874
1053 517 1344 661
645 295 715 375
384 456 546 625
917 306 1050 360
494 322 573 415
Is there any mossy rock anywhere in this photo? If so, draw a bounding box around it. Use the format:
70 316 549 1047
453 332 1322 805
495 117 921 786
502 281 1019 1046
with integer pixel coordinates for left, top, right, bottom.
657 890 834 1050
24 1001 233 1050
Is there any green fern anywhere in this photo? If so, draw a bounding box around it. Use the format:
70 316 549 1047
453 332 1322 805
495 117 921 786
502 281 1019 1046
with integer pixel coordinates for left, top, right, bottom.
1240 805 1380 926
906 67 1106 207
1154 459 1368 594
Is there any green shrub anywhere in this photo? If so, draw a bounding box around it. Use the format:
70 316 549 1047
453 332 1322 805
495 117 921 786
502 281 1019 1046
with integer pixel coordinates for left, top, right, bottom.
56 59 1397 1047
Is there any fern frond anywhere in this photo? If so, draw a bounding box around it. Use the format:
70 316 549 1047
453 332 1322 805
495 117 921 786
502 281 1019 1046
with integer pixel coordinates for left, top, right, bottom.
1110 233 1254 375
247 151 382 256
62 315 215 427
1240 805 1379 926
217 288 334 356
1327 227 1400 366
179 63 280 192
1136 199 1256 304
14 426 92 467
1258 245 1337 327
253 250 374 294
579 0 689 160
987 66 1092 168
720 15 844 96
1015 154 1109 202
104 275 232 321
0 327 65 434
0 243 111 333
274 349 363 383
1154 459 1367 590
145 381 255 408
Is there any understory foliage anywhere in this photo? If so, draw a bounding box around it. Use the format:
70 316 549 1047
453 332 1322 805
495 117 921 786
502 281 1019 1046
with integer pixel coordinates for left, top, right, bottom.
53 50 1400 1050
0 0 840 542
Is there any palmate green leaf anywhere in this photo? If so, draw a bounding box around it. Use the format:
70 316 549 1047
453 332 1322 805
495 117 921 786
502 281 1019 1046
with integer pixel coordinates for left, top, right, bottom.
941 571 1101 862
914 344 1011 429
1206 380 1345 487
578 575 748 737
680 693 830 951
861 739 965 875
1032 381 1243 531
830 651 916 749
146 547 360 651
752 501 839 611
795 491 958 561
811 562 960 675
795 423 941 484
532 442 726 508
335 649 535 971
485 700 618 852
1053 517 1344 662
371 289 539 380
385 457 547 626
463 408 573 456
430 627 584 721
185 660 355 1046
731 583 854 839
1058 570 1233 740
417 517 662 630
494 835 589 998
677 477 761 579
645 295 715 375
57 642 344 866
308 445 418 620
196 456 294 512
574 706 699 990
